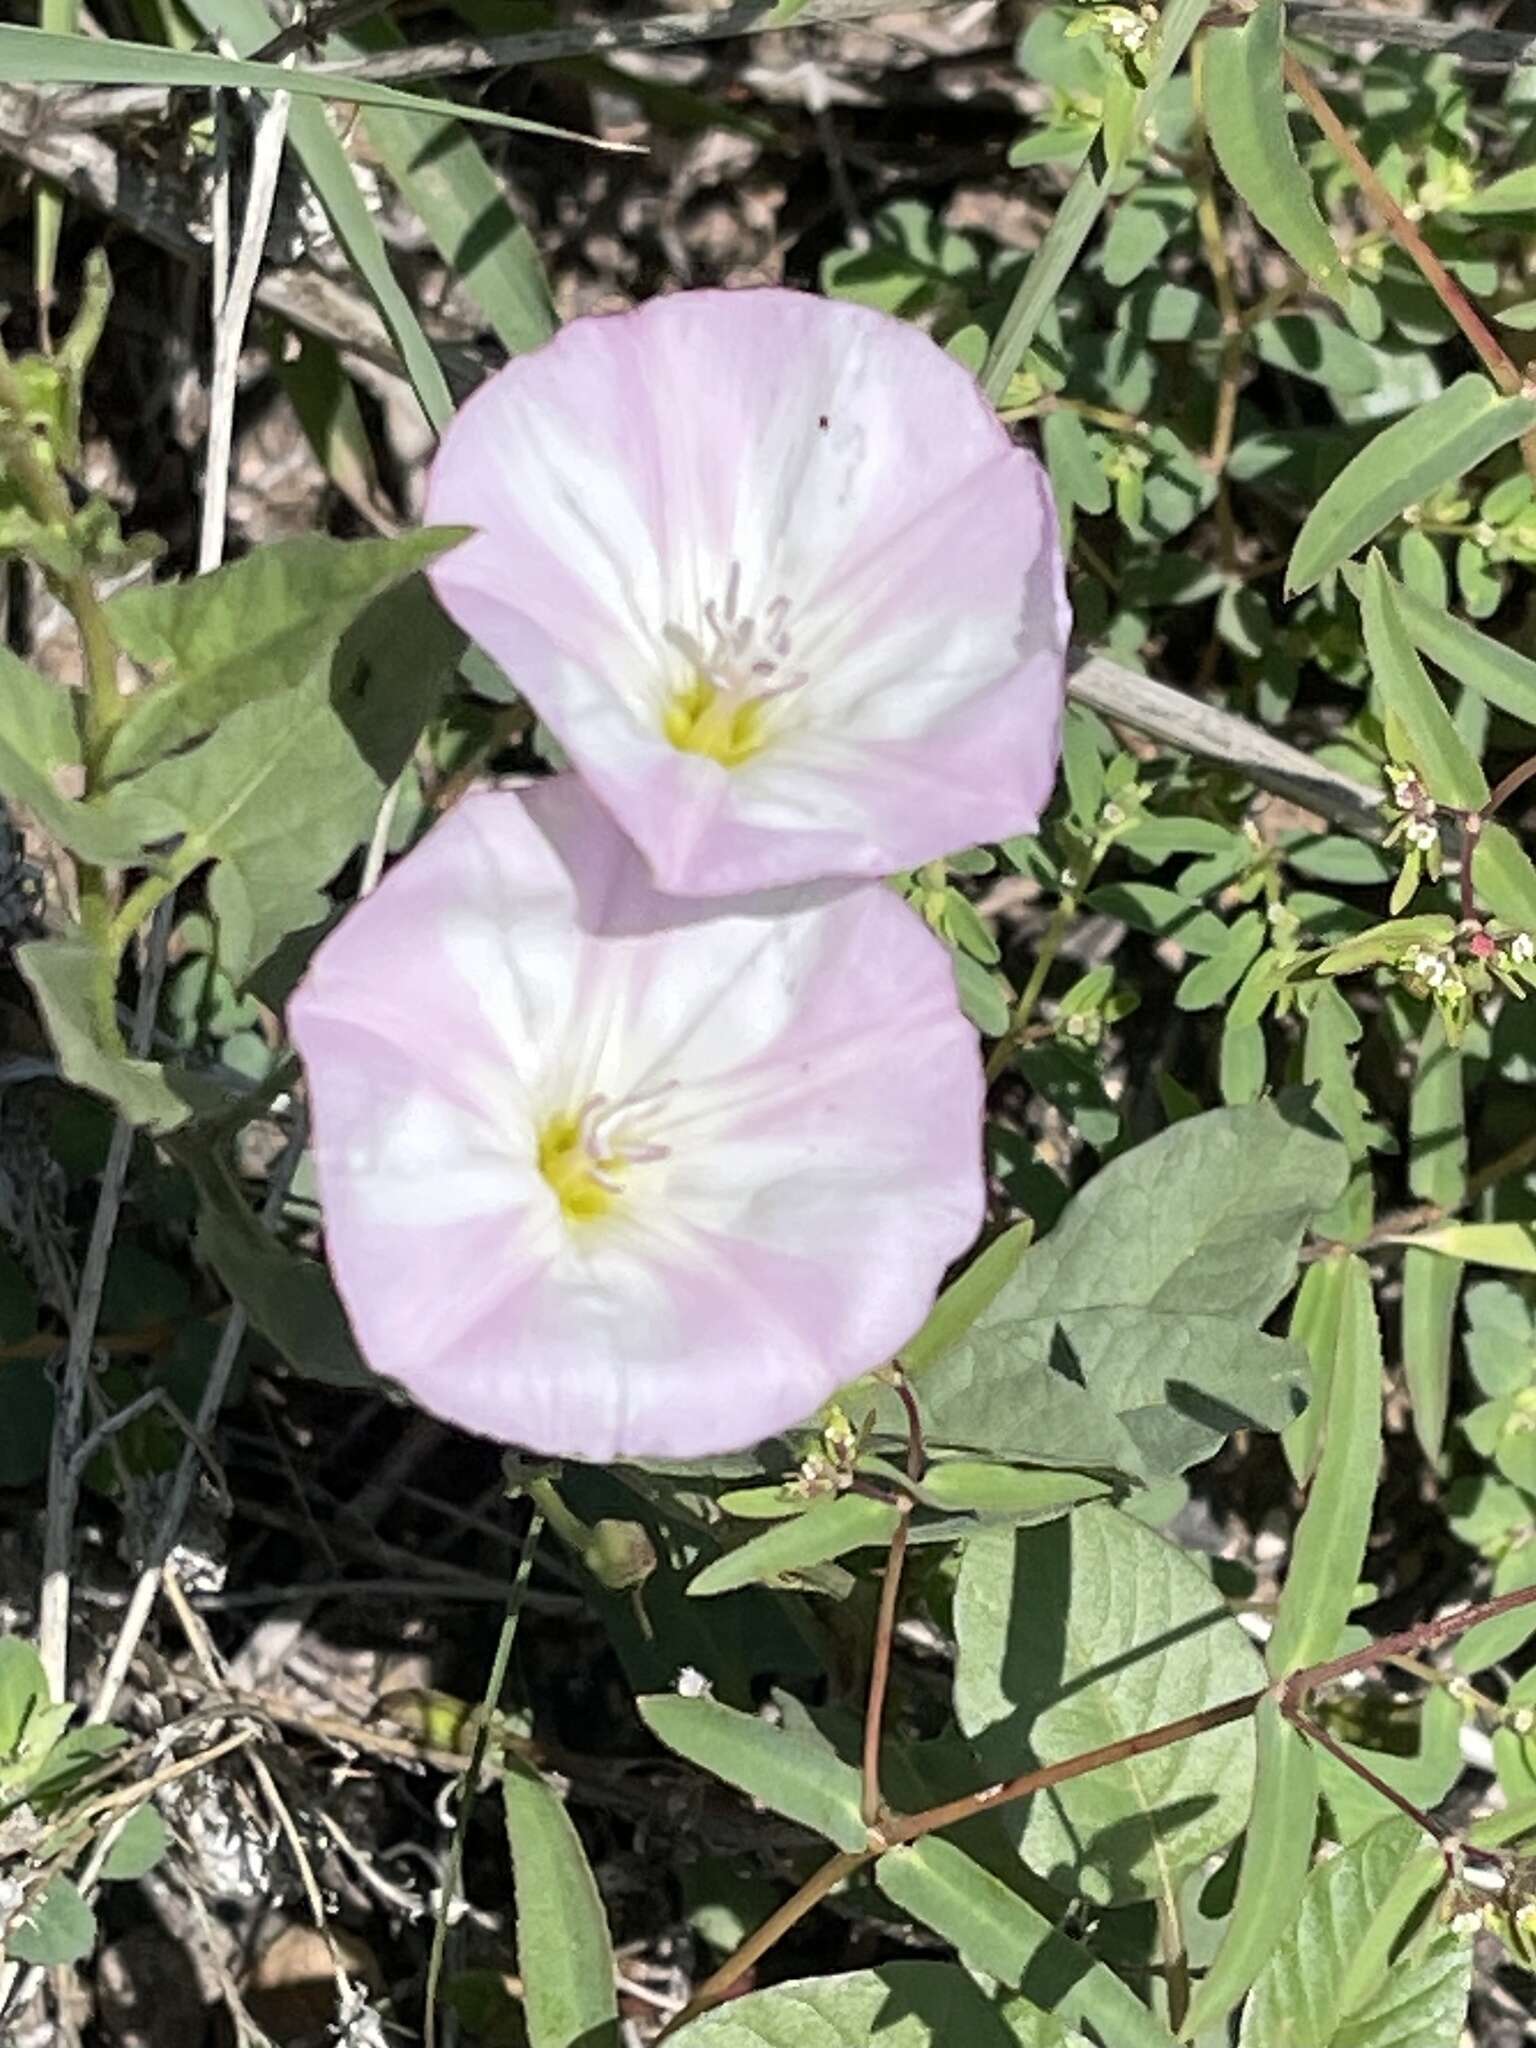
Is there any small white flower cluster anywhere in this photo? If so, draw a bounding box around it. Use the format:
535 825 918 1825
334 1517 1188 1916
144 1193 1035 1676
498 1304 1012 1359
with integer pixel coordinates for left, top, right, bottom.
790 1405 863 1499
1406 945 1463 997
1386 767 1439 852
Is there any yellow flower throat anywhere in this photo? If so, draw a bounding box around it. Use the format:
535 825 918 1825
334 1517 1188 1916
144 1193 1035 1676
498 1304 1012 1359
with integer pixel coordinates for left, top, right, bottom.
662 677 767 769
537 1113 618 1223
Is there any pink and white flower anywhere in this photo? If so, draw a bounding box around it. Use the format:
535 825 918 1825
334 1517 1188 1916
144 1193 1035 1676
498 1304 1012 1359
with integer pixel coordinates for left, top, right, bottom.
287 779 984 1461
425 288 1069 896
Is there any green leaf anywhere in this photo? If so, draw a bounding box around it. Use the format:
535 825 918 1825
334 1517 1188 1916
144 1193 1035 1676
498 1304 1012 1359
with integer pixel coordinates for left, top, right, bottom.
953 1506 1264 1905
0 1637 51 1758
341 21 556 359
1267 1255 1381 1676
1402 1012 1465 1460
0 24 604 142
916 1464 1109 1521
1457 1541 1536 1673
637 1694 868 1853
0 648 170 865
1357 567 1536 727
668 1962 1088 2048
1457 166 1536 216
1042 408 1110 517
1288 375 1536 596
874 1843 1177 2048
1238 1818 1465 2047
1085 883 1230 954
1176 912 1265 1012
18 933 192 1131
1403 1222 1536 1273
1252 315 1379 394
1181 1699 1319 2038
5 1876 96 1966
1359 553 1488 807
101 1804 169 1880
103 530 459 778
891 1100 1345 1477
1204 0 1348 305
688 1495 900 1598
1472 822 1536 931
191 1157 376 1388
502 1763 619 2048
900 1224 1034 1374
127 685 378 982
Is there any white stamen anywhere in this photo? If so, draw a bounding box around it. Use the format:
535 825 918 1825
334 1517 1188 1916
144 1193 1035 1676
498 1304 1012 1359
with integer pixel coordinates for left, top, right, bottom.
664 560 812 716
577 1078 679 1177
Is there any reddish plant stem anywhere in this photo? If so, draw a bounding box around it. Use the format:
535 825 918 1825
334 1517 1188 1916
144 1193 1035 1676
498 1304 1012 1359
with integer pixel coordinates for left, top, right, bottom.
881 1689 1264 1845
1483 752 1536 826
1282 52 1525 401
660 1848 873 2037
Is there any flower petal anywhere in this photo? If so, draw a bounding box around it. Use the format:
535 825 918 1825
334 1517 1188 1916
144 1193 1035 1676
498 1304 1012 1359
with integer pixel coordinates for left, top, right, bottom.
290 780 984 1460
425 288 1068 894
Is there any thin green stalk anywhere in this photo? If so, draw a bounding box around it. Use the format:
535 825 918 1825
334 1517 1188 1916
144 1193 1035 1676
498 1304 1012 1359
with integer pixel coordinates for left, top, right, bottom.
423 1503 545 2048
985 889 1080 1082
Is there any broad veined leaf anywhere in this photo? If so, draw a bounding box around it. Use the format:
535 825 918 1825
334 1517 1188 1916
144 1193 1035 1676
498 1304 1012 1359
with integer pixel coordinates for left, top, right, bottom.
1288 376 1536 596
502 1763 620 2048
1358 552 1487 809
668 1962 1089 2048
102 529 459 778
1237 1817 1466 2047
637 1694 868 1853
1204 0 1348 305
126 685 378 981
953 1506 1264 1905
889 1100 1346 1476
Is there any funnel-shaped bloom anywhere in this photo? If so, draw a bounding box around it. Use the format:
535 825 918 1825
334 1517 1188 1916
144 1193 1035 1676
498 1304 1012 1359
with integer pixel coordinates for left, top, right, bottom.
425 289 1069 896
288 780 984 1461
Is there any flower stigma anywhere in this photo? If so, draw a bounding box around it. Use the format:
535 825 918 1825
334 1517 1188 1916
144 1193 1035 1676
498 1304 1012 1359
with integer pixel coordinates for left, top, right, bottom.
661 562 808 769
537 1084 675 1225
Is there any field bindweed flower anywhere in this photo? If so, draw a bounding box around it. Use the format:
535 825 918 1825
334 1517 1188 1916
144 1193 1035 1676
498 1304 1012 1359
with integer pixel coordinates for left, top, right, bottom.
287 779 984 1461
425 289 1069 896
